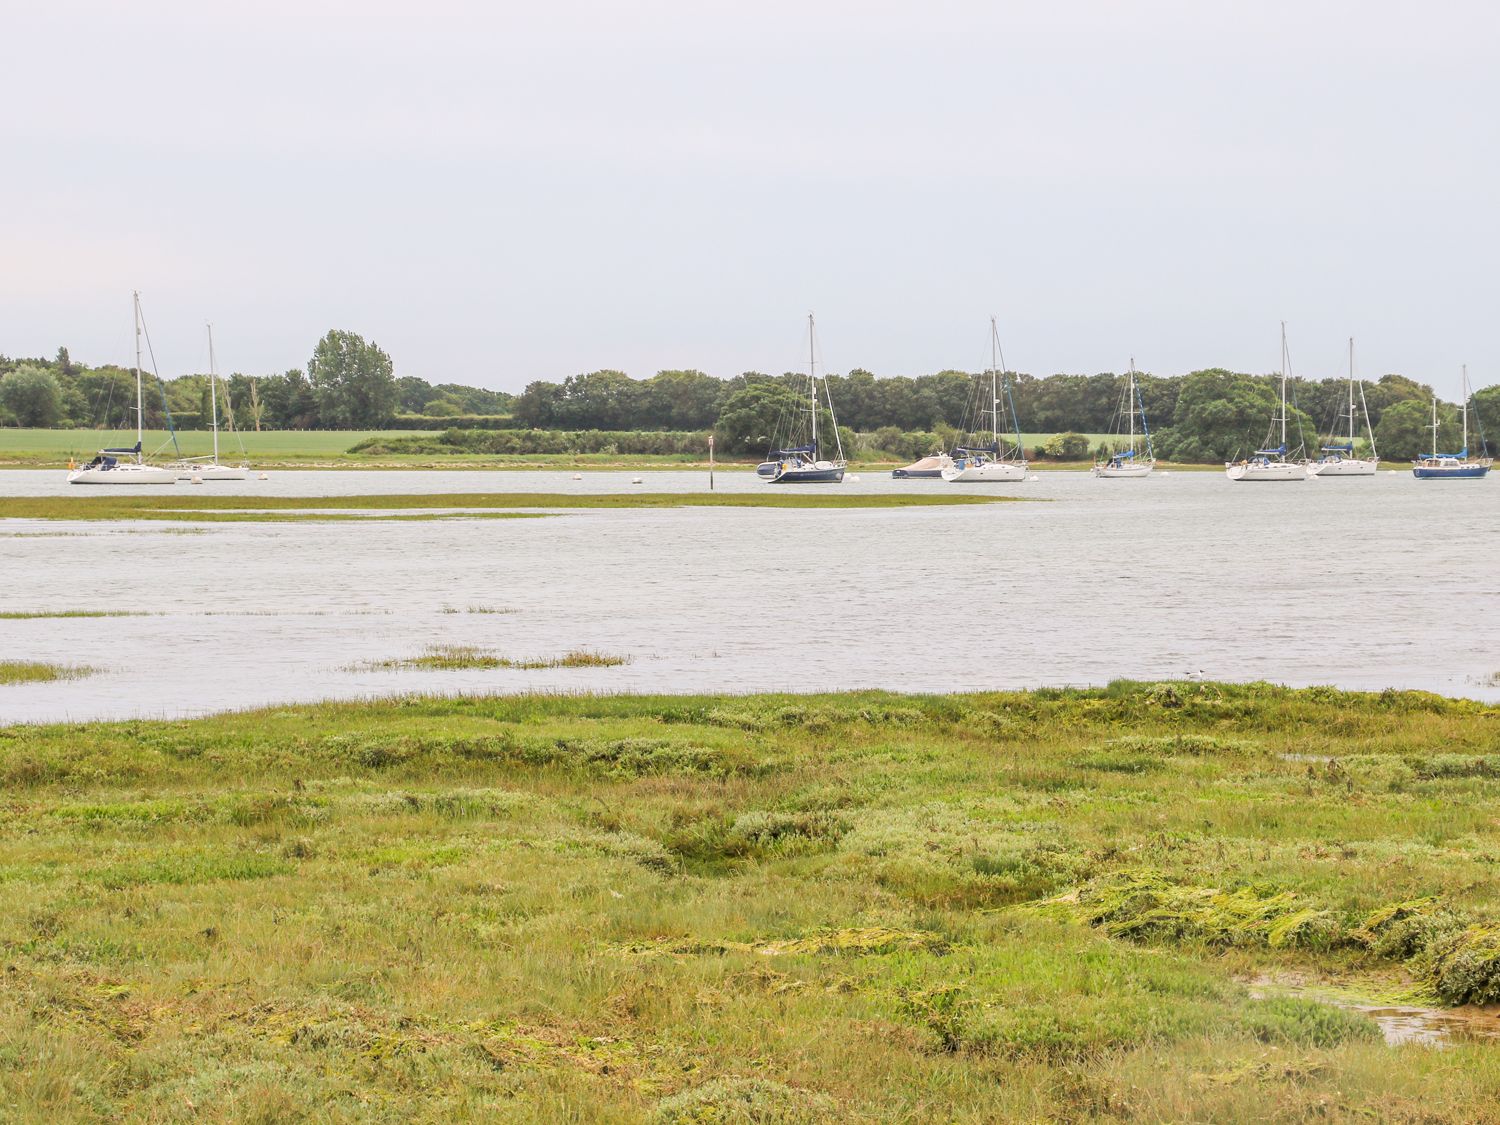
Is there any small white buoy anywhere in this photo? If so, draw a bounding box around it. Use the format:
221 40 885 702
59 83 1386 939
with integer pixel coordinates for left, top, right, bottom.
631 476 644 485
191 474 204 484
258 473 269 481
846 474 861 482
572 473 583 481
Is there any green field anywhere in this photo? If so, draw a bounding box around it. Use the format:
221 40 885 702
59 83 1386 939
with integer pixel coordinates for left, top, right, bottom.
2 683 1499 1122
0 429 423 466
1 429 1126 470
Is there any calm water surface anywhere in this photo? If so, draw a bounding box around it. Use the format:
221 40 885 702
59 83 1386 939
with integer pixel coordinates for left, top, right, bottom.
1 468 1496 722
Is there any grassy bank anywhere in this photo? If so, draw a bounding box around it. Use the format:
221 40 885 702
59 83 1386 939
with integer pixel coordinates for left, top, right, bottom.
0 491 1017 524
3 683 1499 1121
1 428 1234 471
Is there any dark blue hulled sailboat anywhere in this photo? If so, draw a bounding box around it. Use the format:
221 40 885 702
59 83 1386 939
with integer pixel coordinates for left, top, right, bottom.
1413 367 1492 480
762 314 847 485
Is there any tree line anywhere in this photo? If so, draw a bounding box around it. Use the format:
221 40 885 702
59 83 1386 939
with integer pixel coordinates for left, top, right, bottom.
2 333 1494 462
0 331 513 434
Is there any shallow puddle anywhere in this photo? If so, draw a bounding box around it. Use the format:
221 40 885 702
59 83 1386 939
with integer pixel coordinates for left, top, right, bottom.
1249 978 1500 1047
1357 1003 1500 1047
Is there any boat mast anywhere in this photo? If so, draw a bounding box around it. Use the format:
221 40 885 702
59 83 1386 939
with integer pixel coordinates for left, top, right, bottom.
1128 358 1137 453
1430 395 1439 458
1279 322 1288 452
807 312 817 455
990 316 999 451
1347 338 1356 448
133 291 144 463
207 323 220 466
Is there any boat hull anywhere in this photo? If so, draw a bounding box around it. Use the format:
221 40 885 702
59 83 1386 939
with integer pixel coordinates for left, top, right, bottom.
173 464 250 480
942 461 1028 483
1413 462 1491 479
767 465 845 484
1307 458 1377 477
67 465 178 485
892 454 952 479
1225 461 1308 481
1093 461 1154 478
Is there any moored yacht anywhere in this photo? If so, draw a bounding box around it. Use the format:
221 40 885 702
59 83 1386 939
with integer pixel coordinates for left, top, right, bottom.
942 317 1028 483
1226 323 1308 482
1307 338 1378 477
762 314 847 484
1413 367 1492 480
1093 359 1155 478
68 293 178 485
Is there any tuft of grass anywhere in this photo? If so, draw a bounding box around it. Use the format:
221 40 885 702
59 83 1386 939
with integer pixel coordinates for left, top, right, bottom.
368 646 629 671
0 661 95 685
0 610 151 620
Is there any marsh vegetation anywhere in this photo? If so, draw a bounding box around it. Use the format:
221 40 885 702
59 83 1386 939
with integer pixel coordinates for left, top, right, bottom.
3 682 1500 1120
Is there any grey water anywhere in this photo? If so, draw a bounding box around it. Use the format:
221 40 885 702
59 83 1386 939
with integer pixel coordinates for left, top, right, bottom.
1 468 1496 723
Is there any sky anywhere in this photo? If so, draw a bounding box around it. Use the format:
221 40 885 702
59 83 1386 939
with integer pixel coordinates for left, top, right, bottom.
4 0 1497 396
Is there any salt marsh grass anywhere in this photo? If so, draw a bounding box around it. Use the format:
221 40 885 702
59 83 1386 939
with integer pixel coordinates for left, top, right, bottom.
2 682 1499 1121
370 645 629 670
0 661 94 684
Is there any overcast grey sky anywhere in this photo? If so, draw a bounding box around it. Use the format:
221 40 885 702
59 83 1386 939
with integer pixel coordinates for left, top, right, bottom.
4 1 1496 394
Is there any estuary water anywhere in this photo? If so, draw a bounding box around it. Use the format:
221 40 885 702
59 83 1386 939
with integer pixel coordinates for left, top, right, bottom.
1 467 1496 723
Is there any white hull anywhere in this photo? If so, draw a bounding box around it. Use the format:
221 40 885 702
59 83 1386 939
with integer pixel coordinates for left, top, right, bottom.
1225 461 1308 482
171 463 250 480
1093 460 1154 478
942 460 1028 483
1306 458 1377 477
68 464 178 485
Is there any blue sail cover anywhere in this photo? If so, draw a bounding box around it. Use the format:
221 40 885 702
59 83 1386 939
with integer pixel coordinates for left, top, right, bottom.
102 441 143 454
1320 443 1353 452
772 443 817 457
954 442 999 455
1253 445 1287 456
1114 449 1136 460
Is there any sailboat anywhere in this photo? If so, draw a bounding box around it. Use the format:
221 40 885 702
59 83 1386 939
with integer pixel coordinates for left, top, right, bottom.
1306 338 1378 476
67 293 178 485
1093 359 1155 477
169 324 249 480
759 314 847 484
942 317 1028 483
892 452 953 479
1413 366 1492 479
1225 323 1308 482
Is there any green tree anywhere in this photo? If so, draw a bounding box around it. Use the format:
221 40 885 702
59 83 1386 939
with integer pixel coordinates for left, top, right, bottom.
713 381 809 453
1040 431 1091 459
1157 369 1315 462
0 364 63 426
308 330 397 428
1376 398 1451 461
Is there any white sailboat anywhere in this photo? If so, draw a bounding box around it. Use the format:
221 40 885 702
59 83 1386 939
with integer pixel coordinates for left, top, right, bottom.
942 317 1028 483
1413 366 1493 479
759 313 847 484
1093 358 1155 477
1225 323 1309 482
1306 338 1378 476
67 293 178 485
169 323 249 480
